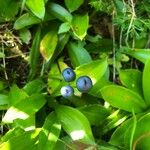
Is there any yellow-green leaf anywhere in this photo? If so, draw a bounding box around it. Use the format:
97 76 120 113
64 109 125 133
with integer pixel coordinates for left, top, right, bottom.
101 85 146 113
71 14 89 40
40 30 58 62
26 0 45 19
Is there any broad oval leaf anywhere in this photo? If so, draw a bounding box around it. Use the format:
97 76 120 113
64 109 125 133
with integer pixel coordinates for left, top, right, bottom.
47 2 72 22
25 0 45 19
101 85 146 113
40 30 58 62
55 105 95 144
14 13 41 30
2 94 46 123
65 0 84 12
143 58 150 106
67 42 92 67
119 69 142 95
71 14 89 40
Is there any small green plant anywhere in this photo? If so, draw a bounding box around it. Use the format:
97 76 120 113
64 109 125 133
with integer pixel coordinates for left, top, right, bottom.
0 0 150 150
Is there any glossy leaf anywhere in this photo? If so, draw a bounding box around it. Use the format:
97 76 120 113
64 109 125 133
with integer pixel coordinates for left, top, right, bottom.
68 42 92 67
79 104 110 125
29 27 41 80
0 129 40 150
143 59 150 106
14 13 41 30
119 69 142 95
65 0 84 12
101 85 146 113
26 0 45 19
40 30 58 62
2 94 46 123
55 105 95 144
123 48 150 63
71 14 89 40
47 2 72 22
38 112 61 150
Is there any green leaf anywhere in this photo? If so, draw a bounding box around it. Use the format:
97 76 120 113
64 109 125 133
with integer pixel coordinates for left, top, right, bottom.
8 84 28 106
75 58 108 85
23 79 46 95
119 69 142 95
38 112 61 150
78 104 110 126
40 30 58 62
132 113 150 149
65 0 84 12
2 94 46 123
143 59 150 106
55 105 95 144
29 27 41 80
47 2 72 22
12 115 35 131
71 14 89 40
0 0 19 22
14 13 41 30
123 48 150 63
0 129 40 150
101 85 146 113
109 114 142 147
0 94 8 106
19 28 31 44
68 42 92 67
25 0 45 19
58 22 71 34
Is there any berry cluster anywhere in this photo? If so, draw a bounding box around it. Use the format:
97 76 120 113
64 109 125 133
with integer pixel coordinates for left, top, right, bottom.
60 68 93 98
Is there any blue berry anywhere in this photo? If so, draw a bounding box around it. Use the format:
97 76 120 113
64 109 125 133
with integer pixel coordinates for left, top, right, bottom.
76 76 93 93
62 68 76 82
61 85 74 98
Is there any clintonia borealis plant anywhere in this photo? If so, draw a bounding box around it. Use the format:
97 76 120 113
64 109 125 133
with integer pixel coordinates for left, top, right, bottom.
0 0 150 150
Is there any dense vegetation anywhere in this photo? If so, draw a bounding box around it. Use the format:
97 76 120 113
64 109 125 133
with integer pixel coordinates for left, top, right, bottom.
0 0 150 149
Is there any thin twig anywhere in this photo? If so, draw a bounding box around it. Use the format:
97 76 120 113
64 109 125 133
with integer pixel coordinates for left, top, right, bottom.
125 0 136 47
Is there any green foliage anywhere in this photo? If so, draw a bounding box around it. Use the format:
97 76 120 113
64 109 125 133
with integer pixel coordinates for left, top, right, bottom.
0 0 150 149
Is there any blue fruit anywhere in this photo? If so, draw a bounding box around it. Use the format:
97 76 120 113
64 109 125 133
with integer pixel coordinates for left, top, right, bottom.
62 68 76 82
61 85 74 98
76 76 93 93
